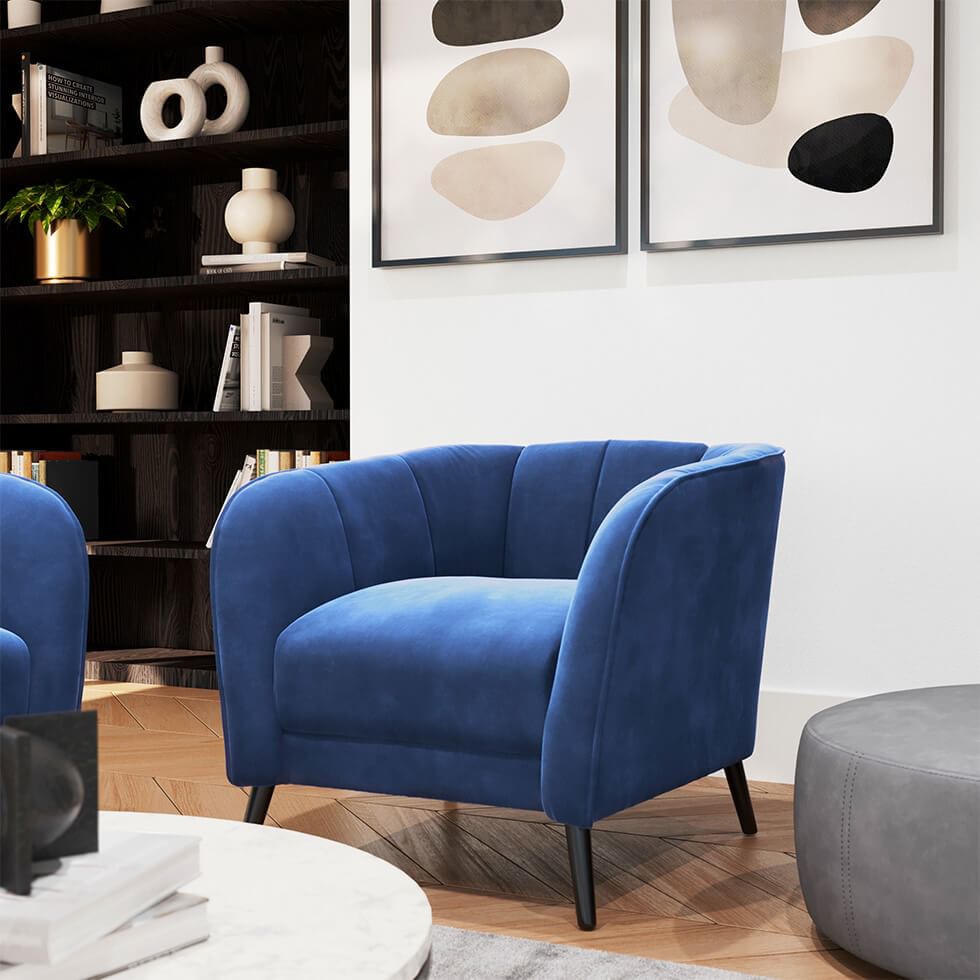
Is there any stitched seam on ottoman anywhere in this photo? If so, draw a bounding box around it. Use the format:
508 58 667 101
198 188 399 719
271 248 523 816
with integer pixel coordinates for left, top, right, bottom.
842 754 861 954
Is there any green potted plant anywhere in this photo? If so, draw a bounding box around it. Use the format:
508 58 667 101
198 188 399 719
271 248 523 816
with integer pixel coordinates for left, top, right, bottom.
0 179 129 284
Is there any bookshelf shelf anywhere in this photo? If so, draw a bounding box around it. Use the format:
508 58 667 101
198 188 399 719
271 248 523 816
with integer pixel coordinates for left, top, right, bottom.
1 0 350 688
1 410 349 426
0 268 350 306
87 540 210 560
0 122 349 185
0 1 345 59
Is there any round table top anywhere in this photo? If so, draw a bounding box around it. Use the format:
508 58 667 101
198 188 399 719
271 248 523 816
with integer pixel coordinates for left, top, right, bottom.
99 811 432 979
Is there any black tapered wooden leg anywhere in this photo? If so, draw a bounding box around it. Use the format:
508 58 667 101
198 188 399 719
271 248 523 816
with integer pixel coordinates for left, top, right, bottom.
244 785 275 824
724 762 757 835
565 825 597 931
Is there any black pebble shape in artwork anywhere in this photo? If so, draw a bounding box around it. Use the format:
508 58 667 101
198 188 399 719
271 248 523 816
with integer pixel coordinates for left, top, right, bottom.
788 114 894 193
432 0 564 47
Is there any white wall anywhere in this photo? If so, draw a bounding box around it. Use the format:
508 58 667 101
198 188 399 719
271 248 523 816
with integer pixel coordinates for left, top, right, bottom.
349 1 980 781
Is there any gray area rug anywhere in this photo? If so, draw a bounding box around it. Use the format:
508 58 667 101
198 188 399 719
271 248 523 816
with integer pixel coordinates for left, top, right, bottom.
421 926 766 979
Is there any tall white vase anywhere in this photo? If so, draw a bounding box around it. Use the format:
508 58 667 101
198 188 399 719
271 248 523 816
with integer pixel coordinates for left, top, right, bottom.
189 46 249 136
224 168 295 255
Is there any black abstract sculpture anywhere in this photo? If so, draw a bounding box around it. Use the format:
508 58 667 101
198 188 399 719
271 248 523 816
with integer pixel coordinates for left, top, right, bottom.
0 711 98 895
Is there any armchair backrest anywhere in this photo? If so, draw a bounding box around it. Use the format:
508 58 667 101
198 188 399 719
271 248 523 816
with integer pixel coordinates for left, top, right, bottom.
311 441 710 587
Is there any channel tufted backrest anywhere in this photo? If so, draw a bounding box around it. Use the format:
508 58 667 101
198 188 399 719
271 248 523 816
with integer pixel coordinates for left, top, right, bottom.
503 440 708 579
310 441 709 588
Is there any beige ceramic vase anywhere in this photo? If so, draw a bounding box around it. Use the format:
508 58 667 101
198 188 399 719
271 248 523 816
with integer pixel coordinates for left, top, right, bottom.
224 168 295 254
96 352 178 411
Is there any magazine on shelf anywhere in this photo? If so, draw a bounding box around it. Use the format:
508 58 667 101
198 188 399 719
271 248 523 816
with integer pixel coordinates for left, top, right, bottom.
206 454 256 549
22 60 122 156
0 893 208 979
212 323 242 412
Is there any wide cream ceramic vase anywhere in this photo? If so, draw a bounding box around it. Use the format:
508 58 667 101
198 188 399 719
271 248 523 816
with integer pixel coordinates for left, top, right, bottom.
96 352 178 411
224 167 294 254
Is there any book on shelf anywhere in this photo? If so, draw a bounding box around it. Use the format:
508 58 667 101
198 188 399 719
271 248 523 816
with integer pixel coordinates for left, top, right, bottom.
262 311 319 411
0 892 208 980
212 323 241 412
200 252 334 270
205 451 350 548
0 831 200 967
20 55 122 156
239 303 320 412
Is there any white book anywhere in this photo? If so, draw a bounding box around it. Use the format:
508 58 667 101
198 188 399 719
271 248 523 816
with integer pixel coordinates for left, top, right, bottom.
212 323 241 412
244 303 309 412
261 313 320 410
0 832 200 966
201 261 310 274
201 251 332 268
0 893 208 980
29 65 45 156
205 454 255 549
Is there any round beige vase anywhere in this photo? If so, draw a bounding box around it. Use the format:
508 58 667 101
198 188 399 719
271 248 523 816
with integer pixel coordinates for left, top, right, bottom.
224 167 295 254
96 352 178 411
35 219 100 283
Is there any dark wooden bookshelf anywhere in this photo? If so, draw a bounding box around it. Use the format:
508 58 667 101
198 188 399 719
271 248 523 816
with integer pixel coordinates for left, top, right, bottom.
1 0 350 689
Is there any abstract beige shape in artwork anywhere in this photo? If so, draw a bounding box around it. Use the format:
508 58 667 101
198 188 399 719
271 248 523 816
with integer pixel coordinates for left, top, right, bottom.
427 49 570 137
798 0 882 35
668 36 914 167
672 0 786 125
431 142 565 220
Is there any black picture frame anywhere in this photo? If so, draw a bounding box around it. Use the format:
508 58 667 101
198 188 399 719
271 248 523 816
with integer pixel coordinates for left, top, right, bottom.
373 0 629 267
640 0 945 252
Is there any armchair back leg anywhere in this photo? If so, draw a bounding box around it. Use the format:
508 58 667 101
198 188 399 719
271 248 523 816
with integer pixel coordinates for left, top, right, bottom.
565 825 597 931
723 762 757 835
244 785 276 824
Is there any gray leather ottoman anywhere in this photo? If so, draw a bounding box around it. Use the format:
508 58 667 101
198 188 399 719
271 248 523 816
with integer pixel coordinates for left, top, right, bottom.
795 686 980 979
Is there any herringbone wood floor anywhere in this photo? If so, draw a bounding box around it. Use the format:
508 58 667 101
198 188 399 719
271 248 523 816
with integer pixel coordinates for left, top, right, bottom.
85 681 894 979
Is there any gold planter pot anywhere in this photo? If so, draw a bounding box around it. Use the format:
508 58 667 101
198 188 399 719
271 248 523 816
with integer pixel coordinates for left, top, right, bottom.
34 219 100 284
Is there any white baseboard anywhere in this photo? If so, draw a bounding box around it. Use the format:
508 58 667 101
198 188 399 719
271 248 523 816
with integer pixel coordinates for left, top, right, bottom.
742 689 851 784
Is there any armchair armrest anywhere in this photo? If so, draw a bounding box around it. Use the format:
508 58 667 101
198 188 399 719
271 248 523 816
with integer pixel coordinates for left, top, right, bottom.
541 445 785 827
210 456 436 786
0 476 88 714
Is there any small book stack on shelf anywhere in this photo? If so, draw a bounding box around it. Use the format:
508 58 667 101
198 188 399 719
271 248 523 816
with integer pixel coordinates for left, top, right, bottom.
0 451 99 538
206 448 350 548
213 301 334 412
18 54 122 158
0 832 206 979
201 251 334 275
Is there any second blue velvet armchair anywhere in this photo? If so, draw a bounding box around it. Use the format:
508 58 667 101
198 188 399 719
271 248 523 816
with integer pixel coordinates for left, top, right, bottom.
211 440 785 929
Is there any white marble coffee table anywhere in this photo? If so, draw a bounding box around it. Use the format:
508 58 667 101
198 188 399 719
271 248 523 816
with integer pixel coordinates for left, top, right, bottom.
99 811 432 979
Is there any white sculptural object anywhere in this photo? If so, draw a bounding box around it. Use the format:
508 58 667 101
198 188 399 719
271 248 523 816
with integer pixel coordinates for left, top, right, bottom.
224 168 295 254
100 0 153 12
140 78 207 142
189 46 250 136
7 0 41 29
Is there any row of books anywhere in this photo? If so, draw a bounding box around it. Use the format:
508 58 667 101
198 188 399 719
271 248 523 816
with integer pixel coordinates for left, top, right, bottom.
206 449 349 548
1 450 82 482
18 53 122 157
0 451 99 537
213 302 331 412
0 832 205 979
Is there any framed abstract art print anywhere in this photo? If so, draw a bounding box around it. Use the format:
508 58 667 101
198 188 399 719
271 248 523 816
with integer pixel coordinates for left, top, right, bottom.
373 0 628 267
641 0 944 251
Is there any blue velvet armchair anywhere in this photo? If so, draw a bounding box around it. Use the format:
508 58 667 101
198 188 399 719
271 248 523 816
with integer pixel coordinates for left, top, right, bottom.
211 440 785 928
0 475 89 722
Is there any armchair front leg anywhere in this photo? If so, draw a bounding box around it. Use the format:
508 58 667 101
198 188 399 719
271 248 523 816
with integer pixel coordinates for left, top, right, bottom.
565 826 596 931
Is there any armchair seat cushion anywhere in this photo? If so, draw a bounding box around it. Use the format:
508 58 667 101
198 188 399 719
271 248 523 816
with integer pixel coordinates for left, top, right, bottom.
274 576 576 757
0 627 31 721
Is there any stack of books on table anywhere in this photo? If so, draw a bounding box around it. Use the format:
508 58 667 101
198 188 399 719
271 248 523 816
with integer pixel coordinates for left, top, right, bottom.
212 301 323 412
0 832 207 979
